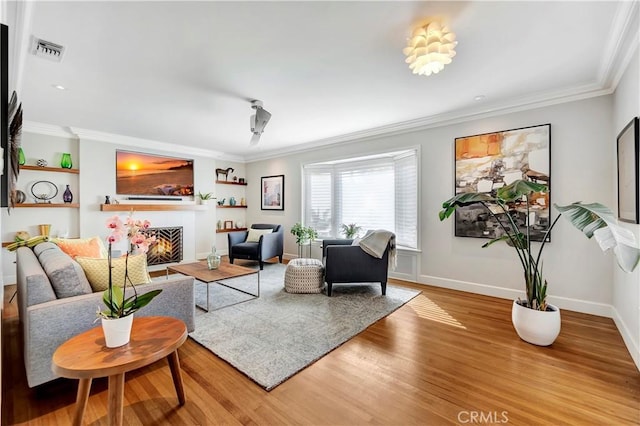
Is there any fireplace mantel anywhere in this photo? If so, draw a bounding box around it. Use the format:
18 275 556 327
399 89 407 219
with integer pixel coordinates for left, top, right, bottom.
100 204 207 212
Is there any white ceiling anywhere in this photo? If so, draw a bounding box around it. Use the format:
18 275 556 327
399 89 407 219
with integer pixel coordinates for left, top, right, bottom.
5 1 639 161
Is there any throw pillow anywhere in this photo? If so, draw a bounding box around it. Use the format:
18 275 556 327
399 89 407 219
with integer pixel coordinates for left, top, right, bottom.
52 237 107 259
246 228 273 243
76 254 152 292
36 245 93 298
351 238 362 246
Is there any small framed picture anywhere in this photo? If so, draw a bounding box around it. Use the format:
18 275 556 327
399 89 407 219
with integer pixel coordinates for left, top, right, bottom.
617 117 639 224
261 175 284 210
224 220 234 229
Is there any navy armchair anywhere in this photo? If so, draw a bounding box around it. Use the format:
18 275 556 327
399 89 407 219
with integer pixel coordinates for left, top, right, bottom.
228 224 284 270
322 239 390 297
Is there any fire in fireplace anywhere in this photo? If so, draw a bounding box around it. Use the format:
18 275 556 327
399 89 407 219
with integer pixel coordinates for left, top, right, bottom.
146 227 183 266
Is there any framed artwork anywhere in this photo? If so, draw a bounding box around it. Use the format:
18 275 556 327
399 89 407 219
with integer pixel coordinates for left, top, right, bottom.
616 117 639 224
261 174 284 210
454 124 551 241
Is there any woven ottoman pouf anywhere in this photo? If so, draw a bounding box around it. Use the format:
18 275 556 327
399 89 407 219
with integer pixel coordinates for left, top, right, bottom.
284 258 325 294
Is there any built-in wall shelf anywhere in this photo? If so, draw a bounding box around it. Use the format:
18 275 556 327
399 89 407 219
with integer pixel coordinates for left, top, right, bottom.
215 180 247 186
20 165 80 174
216 228 247 233
216 205 247 209
100 204 207 212
15 203 79 208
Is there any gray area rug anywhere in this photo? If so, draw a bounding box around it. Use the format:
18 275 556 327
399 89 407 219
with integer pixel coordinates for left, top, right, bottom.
188 262 420 390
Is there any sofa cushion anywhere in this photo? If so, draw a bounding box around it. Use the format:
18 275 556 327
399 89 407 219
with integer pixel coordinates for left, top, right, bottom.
76 254 152 292
52 237 107 259
35 243 93 298
246 228 272 242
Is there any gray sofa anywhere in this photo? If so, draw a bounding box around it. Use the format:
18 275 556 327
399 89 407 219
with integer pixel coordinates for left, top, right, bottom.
16 242 195 388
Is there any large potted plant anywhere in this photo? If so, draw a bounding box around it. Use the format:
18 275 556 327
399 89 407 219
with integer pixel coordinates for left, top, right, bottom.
97 214 162 347
439 179 640 346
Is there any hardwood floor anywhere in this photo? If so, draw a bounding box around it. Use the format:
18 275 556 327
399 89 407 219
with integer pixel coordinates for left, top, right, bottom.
2 281 639 425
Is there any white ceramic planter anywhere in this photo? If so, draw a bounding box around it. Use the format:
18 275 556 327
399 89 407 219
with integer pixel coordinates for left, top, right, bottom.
101 314 134 348
511 300 561 346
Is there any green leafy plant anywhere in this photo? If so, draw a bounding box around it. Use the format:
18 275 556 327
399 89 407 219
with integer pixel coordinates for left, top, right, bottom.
439 179 640 311
340 223 362 239
291 222 318 257
197 192 215 200
97 214 163 319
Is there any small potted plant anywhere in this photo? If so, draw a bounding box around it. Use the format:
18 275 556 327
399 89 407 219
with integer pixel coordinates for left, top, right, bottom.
97 214 163 347
197 192 216 205
291 222 318 258
340 223 362 239
439 179 639 346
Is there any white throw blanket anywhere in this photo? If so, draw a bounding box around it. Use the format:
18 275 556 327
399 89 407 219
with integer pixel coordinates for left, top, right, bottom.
358 229 397 270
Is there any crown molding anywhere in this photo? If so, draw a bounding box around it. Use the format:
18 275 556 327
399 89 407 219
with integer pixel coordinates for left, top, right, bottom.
243 82 611 163
23 122 247 162
23 121 76 138
69 127 245 161
598 1 639 89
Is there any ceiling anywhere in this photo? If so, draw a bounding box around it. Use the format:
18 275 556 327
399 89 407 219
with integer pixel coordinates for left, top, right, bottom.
4 1 638 161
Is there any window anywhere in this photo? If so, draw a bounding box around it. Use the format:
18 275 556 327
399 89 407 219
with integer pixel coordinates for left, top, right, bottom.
303 149 418 249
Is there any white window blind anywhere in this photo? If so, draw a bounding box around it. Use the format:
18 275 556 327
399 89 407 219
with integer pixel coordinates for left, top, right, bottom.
394 152 418 248
336 162 394 234
303 149 418 248
304 168 333 237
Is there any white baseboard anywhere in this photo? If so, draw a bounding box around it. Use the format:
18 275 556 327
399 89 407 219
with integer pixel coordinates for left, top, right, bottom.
611 306 640 371
390 271 415 282
419 274 613 318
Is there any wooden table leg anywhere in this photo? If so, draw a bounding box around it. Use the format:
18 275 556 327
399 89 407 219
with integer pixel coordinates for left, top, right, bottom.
167 350 186 405
73 378 92 426
108 373 125 426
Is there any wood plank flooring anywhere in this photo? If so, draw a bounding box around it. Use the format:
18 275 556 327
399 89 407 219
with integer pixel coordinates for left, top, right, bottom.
2 279 639 425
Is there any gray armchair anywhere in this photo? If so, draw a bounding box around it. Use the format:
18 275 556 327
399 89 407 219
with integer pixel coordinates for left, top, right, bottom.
322 239 389 297
228 224 284 270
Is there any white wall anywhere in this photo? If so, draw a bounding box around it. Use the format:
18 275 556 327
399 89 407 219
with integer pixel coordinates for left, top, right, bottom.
246 95 616 316
77 137 218 267
612 46 640 369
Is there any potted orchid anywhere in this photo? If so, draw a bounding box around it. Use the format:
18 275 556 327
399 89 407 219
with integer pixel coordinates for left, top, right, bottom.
97 213 162 347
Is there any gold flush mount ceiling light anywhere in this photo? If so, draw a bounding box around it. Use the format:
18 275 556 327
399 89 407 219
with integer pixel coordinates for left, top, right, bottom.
403 21 457 76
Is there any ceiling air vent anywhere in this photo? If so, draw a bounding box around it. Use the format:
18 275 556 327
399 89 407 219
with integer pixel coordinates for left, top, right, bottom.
31 38 65 62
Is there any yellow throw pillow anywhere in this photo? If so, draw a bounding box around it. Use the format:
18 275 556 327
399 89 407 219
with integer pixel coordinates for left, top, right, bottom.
52 237 108 259
246 228 273 243
76 254 152 292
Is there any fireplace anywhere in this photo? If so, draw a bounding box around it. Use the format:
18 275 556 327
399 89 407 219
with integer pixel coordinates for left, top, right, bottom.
146 227 183 266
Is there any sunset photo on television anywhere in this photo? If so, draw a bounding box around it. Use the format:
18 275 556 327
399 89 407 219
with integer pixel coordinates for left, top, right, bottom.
116 150 194 196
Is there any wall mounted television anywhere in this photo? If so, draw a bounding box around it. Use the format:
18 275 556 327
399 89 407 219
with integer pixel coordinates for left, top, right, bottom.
115 150 194 197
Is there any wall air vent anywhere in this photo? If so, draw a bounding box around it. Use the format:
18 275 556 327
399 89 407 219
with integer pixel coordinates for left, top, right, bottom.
31 38 65 62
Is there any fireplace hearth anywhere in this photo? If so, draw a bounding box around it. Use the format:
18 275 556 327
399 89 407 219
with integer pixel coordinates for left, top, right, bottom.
146 227 183 266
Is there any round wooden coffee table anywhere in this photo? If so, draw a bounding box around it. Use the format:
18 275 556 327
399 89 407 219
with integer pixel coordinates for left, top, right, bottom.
52 316 188 426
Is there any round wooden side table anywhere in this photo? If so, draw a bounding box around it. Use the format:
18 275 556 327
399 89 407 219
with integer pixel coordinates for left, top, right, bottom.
52 316 188 426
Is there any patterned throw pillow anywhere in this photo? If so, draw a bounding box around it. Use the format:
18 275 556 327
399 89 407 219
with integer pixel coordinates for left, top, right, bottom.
52 237 107 259
246 228 273 243
75 254 152 292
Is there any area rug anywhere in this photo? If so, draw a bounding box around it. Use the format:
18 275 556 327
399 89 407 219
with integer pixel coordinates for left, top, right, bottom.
188 262 420 390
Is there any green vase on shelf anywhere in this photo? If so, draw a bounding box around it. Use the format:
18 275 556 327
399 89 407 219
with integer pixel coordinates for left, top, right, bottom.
18 148 25 166
60 153 72 169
